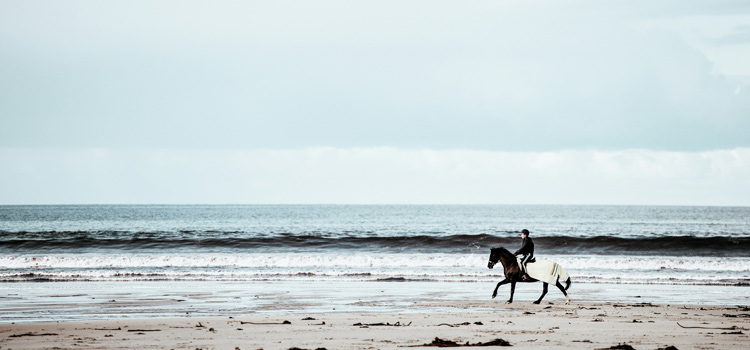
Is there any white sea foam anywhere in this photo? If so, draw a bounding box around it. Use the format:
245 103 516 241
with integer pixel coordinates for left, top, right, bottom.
2 253 748 271
1 253 748 285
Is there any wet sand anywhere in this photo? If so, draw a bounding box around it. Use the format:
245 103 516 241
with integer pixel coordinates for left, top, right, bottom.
1 301 748 349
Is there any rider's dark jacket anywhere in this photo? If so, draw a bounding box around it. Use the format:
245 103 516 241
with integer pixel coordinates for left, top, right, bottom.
514 237 534 258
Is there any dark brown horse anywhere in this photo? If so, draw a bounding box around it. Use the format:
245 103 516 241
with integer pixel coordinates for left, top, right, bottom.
487 247 571 304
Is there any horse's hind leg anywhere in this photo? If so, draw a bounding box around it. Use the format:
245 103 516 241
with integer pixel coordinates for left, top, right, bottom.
555 280 571 304
534 282 549 304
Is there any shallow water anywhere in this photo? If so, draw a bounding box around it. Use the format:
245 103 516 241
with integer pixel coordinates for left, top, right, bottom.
2 280 749 323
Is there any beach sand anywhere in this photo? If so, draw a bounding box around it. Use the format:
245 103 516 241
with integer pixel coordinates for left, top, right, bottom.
1 301 748 350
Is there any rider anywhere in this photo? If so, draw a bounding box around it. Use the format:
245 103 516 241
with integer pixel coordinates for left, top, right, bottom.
513 229 534 280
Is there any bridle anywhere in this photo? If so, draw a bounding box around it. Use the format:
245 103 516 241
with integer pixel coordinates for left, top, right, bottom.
487 251 498 269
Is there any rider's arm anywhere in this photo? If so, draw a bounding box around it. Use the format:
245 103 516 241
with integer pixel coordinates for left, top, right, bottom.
514 239 528 256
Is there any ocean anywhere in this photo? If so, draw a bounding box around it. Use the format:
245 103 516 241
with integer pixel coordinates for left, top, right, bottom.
1 205 749 322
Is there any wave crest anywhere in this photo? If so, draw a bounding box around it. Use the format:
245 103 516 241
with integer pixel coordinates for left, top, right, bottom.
1 232 748 256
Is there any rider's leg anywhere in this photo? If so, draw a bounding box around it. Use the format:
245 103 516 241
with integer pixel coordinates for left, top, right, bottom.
520 254 530 277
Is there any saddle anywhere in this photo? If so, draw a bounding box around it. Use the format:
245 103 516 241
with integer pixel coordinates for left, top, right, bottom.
520 257 536 281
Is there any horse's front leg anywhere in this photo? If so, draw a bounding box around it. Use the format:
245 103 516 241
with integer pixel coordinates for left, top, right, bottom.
506 281 516 304
492 279 509 299
534 282 549 304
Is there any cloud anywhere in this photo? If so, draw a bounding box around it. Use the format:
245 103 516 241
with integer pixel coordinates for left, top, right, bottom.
1 1 749 151
1 148 747 205
710 27 750 46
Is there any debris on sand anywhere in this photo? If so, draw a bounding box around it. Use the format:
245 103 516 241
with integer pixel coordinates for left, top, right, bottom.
241 320 292 325
9 332 59 338
353 321 411 328
595 344 636 350
436 322 483 327
411 337 511 347
677 322 745 330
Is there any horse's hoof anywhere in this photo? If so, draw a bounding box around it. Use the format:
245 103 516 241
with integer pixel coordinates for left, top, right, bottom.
533 301 541 305
505 301 512 304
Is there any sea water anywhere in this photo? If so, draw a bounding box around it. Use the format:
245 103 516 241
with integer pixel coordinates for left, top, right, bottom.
1 205 749 322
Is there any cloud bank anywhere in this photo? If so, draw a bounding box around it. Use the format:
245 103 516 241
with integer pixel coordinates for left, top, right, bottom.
1 1 749 151
2 148 747 205
2 2 748 205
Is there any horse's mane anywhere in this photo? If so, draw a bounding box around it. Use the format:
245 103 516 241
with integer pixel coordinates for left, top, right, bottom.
492 247 513 256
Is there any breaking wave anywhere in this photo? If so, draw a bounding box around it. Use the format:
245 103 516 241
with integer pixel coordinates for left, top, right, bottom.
1 232 748 256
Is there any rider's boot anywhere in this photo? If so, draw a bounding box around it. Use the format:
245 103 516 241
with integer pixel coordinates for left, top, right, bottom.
520 265 529 281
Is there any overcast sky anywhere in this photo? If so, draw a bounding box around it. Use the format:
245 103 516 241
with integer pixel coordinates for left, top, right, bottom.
1 0 749 205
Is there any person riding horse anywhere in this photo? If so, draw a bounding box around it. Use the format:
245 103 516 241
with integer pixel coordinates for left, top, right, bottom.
514 229 534 281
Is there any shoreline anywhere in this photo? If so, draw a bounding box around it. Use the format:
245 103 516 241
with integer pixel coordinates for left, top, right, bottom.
1 301 749 349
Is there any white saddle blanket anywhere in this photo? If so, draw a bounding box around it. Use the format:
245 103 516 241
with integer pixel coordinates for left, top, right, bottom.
518 258 568 285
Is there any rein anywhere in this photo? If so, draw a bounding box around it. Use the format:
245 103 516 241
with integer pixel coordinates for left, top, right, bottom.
488 247 518 271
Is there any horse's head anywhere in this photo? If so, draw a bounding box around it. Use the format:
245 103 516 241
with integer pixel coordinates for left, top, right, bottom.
488 247 501 269
488 247 513 269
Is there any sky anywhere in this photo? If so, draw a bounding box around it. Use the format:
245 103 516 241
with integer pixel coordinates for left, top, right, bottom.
1 0 749 205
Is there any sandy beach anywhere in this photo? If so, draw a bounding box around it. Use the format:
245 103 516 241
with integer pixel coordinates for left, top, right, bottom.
2 301 748 350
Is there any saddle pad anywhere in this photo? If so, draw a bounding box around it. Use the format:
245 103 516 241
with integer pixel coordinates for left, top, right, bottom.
518 258 565 285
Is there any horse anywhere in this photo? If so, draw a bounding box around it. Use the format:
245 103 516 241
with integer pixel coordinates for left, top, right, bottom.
487 247 572 304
